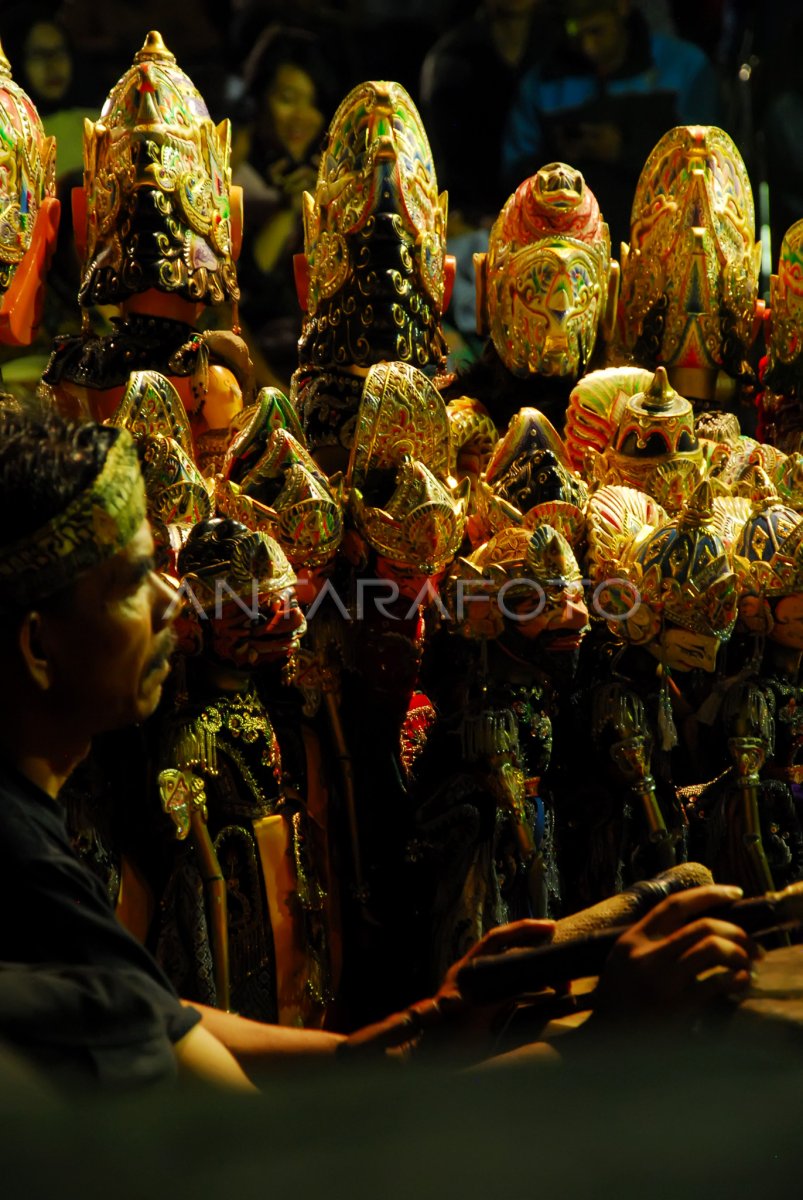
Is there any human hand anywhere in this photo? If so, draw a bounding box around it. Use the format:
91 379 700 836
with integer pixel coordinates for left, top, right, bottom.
428 920 556 1060
594 884 762 1026
436 919 556 1015
336 920 554 1063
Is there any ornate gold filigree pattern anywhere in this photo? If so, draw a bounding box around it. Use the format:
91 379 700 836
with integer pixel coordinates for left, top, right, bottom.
0 38 56 288
80 31 238 306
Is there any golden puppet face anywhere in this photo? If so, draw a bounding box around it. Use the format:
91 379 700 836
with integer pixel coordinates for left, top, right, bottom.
0 43 58 344
483 165 610 379
768 219 803 369
650 625 721 673
487 238 604 377
620 125 760 389
79 31 239 308
297 80 450 369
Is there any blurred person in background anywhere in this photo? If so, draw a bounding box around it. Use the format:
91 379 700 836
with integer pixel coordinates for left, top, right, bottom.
502 0 725 250
1 8 97 182
419 0 554 366
420 0 552 233
233 25 341 390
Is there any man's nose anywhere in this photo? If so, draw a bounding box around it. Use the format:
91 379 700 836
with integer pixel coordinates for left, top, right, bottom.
151 572 179 630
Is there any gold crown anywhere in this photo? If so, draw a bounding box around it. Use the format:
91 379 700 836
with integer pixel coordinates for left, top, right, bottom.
0 39 56 290
619 125 760 379
564 366 654 473
446 396 498 476
484 408 587 541
350 459 469 573
467 523 583 588
139 435 212 528
585 483 668 584
80 31 237 306
348 361 452 489
302 80 446 315
733 487 803 598
622 480 738 638
109 370 194 457
108 369 212 530
181 525 297 613
599 368 704 512
217 429 344 568
486 406 574 480
223 386 306 483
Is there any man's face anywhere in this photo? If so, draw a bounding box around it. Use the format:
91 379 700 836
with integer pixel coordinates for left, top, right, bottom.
43 520 177 733
567 7 627 75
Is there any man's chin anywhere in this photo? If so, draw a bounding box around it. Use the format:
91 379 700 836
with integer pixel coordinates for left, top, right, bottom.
137 662 173 719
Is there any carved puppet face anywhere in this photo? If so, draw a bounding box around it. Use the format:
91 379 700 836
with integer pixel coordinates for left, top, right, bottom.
770 593 803 652
77 31 240 308
481 163 611 379
648 625 720 673
457 524 589 678
177 519 306 671
619 125 760 391
296 80 452 369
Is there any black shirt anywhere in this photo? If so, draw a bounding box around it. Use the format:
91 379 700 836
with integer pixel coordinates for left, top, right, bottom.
0 760 200 1089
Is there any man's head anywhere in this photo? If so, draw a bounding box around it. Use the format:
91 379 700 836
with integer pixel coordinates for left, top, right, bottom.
0 410 176 737
564 0 630 76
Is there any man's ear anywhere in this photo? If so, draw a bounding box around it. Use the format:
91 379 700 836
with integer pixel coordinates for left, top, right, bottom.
18 612 56 692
